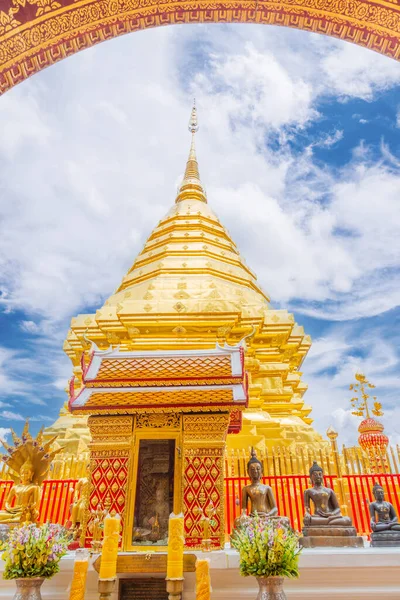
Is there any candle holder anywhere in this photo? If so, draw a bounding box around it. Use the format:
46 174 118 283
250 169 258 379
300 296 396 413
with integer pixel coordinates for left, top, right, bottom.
165 578 184 600
98 578 116 600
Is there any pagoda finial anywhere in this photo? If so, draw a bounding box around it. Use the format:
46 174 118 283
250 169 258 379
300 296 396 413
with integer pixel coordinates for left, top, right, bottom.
176 100 207 204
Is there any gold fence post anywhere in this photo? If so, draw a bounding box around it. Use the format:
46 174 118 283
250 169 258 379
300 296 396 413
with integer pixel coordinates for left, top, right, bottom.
326 427 348 516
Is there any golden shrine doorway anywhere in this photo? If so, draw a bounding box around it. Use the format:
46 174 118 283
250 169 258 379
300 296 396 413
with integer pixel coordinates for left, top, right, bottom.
1 0 400 95
70 342 247 551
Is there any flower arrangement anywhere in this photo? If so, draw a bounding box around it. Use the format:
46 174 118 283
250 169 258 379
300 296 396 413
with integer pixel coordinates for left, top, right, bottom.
1 523 70 580
231 515 301 578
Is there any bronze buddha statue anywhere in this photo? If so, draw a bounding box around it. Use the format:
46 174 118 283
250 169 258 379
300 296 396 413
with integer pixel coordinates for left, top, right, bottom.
304 461 352 527
233 449 279 533
301 461 362 547
369 482 400 546
241 449 278 518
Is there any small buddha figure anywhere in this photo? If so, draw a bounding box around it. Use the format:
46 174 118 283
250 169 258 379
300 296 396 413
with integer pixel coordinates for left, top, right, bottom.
71 464 90 528
0 459 40 524
92 504 107 542
304 462 352 527
196 500 217 551
234 449 277 531
369 483 400 546
143 484 170 542
90 504 107 552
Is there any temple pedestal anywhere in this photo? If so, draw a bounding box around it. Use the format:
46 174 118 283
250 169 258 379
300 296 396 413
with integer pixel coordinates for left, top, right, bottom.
2 548 400 600
371 531 400 547
300 527 363 548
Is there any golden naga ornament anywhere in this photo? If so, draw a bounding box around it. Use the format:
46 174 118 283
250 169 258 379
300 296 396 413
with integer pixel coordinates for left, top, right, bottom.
0 420 60 524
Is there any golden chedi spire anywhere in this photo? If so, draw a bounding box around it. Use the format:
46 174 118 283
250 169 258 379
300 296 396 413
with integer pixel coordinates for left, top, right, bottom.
61 104 323 452
176 101 207 204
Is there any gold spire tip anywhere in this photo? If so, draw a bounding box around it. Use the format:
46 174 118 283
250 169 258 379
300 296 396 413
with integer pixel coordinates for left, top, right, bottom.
188 99 198 134
175 100 207 204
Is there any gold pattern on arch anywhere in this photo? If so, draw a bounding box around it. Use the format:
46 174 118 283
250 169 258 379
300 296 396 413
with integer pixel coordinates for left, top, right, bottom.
1 0 400 94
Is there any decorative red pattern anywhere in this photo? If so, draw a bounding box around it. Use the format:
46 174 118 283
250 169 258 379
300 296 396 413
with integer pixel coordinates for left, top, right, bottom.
86 455 129 546
183 451 223 548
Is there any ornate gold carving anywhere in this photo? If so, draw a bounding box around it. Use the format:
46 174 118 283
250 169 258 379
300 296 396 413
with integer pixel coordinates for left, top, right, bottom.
135 413 181 429
88 415 133 444
183 414 230 442
172 326 187 335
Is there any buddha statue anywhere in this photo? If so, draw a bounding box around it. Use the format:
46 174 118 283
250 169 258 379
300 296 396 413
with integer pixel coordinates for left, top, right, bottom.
304 461 352 527
71 464 90 528
0 421 59 526
0 459 40 524
195 500 217 551
142 483 170 543
369 483 400 547
301 461 362 547
233 449 278 532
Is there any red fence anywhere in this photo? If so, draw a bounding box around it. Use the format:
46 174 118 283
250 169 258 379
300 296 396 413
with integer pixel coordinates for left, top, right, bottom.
0 480 77 525
39 479 77 525
225 474 337 534
0 481 13 510
1 474 399 536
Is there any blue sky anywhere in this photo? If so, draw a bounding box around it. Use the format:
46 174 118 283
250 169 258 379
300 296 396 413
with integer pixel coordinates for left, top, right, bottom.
0 23 399 445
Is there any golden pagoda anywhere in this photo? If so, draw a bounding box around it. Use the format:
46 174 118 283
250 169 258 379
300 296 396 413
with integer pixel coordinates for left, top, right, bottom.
56 104 323 454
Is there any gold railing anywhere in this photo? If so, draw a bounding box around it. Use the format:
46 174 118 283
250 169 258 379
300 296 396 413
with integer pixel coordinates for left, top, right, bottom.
224 443 400 477
1 443 397 481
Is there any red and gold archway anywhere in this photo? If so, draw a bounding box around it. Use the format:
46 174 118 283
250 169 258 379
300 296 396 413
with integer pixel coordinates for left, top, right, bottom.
1 0 400 94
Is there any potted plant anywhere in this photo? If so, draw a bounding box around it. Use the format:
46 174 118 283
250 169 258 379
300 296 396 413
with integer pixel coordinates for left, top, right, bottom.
231 514 301 599
1 522 70 600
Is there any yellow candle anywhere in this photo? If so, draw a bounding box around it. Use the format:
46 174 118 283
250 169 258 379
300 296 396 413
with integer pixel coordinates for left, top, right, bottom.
166 513 184 580
99 512 120 580
69 549 89 600
196 559 211 600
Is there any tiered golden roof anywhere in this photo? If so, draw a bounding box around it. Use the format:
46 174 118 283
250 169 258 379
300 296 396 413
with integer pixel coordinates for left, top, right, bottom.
58 104 323 451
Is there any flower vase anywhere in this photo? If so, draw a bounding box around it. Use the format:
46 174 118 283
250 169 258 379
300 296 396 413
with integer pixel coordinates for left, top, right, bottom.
13 578 45 600
256 576 287 600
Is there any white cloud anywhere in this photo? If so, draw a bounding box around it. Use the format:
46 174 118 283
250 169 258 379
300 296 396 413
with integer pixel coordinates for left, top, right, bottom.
0 25 397 327
0 427 10 442
0 411 24 421
0 24 399 436
20 321 41 334
302 322 400 444
319 42 400 99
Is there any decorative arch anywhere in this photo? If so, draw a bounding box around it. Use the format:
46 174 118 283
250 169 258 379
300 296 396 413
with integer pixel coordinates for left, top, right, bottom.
1 0 400 94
